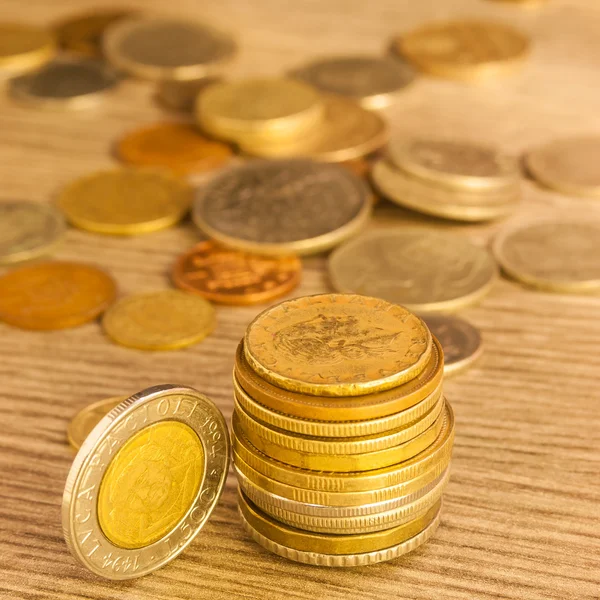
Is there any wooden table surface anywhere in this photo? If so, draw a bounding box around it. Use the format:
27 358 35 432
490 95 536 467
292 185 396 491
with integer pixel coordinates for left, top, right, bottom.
1 0 600 598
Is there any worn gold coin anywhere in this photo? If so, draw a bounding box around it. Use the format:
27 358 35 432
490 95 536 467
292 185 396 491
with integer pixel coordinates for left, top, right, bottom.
104 17 237 81
525 136 600 197
329 230 497 313
62 384 229 579
57 168 191 235
0 261 116 330
0 201 65 264
0 23 55 74
193 159 372 256
424 316 483 376
395 21 530 81
240 95 388 162
103 290 216 351
245 293 432 397
67 396 127 450
493 219 600 293
117 123 232 175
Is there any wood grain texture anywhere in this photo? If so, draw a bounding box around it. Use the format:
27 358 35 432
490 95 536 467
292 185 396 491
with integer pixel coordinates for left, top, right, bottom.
1 0 600 598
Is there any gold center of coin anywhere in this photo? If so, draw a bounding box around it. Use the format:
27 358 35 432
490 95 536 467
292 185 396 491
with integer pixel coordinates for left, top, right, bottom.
97 420 204 549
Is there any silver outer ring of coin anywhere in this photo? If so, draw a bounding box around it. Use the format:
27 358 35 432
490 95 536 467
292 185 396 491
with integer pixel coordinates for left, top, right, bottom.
239 501 442 567
62 384 230 580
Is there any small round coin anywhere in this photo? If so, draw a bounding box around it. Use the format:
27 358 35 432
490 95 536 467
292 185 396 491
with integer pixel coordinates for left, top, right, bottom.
291 56 414 109
9 57 120 110
57 168 192 235
0 23 55 74
67 396 127 450
493 219 600 293
525 136 600 198
244 293 432 397
0 261 116 330
193 159 372 256
62 384 229 579
423 316 483 376
117 123 232 175
172 241 301 305
329 229 497 313
103 17 237 81
394 20 530 81
0 201 65 264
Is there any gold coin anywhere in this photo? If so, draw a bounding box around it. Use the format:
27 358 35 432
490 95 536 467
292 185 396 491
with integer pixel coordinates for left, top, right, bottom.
239 95 388 162
525 136 600 197
424 316 483 376
57 168 191 235
62 384 229 579
290 56 414 110
234 337 443 421
9 57 119 110
197 78 323 143
193 160 372 256
0 23 55 74
0 201 65 264
245 293 432 397
394 21 530 81
103 290 216 351
156 78 221 113
239 490 441 556
67 396 127 450
329 230 497 313
372 160 519 222
0 261 116 330
493 219 600 293
232 402 454 492
103 17 237 81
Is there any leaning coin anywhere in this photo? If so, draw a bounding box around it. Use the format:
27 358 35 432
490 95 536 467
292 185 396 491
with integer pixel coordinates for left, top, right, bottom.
0 261 116 330
0 201 65 264
193 159 372 256
329 229 497 313
0 23 55 74
62 384 229 579
172 241 301 305
67 396 127 450
493 219 600 293
9 57 120 110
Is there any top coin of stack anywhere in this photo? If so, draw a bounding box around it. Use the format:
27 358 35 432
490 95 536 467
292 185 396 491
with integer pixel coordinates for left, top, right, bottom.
231 293 455 566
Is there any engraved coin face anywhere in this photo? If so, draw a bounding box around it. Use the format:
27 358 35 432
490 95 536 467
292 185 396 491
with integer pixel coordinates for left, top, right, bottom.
62 384 229 580
67 397 127 450
0 201 65 264
0 23 56 73
329 230 497 313
193 159 372 255
244 293 432 397
172 240 301 305
493 219 600 292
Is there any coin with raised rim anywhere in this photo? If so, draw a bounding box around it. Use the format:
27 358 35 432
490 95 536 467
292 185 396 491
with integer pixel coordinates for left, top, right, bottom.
0 23 55 74
67 396 127 450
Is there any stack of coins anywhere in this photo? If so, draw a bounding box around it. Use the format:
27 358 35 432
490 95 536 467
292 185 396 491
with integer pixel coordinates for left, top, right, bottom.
231 294 455 566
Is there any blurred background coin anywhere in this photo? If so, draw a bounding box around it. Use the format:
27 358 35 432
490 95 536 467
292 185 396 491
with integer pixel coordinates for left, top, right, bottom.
0 22 55 74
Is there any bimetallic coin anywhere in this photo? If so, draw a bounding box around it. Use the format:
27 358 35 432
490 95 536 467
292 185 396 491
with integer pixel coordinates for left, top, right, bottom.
525 137 600 198
291 56 414 109
0 201 65 264
9 57 119 110
193 160 372 256
424 316 483 376
329 230 497 313
117 123 232 175
103 17 237 81
67 396 127 450
394 21 530 81
57 168 191 235
62 384 229 580
0 23 55 74
245 294 432 397
493 219 600 293
103 290 216 351
0 261 116 330
172 241 301 305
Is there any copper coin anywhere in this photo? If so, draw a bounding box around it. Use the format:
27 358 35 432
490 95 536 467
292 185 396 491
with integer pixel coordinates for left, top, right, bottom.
0 261 116 330
172 240 301 305
117 122 233 175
